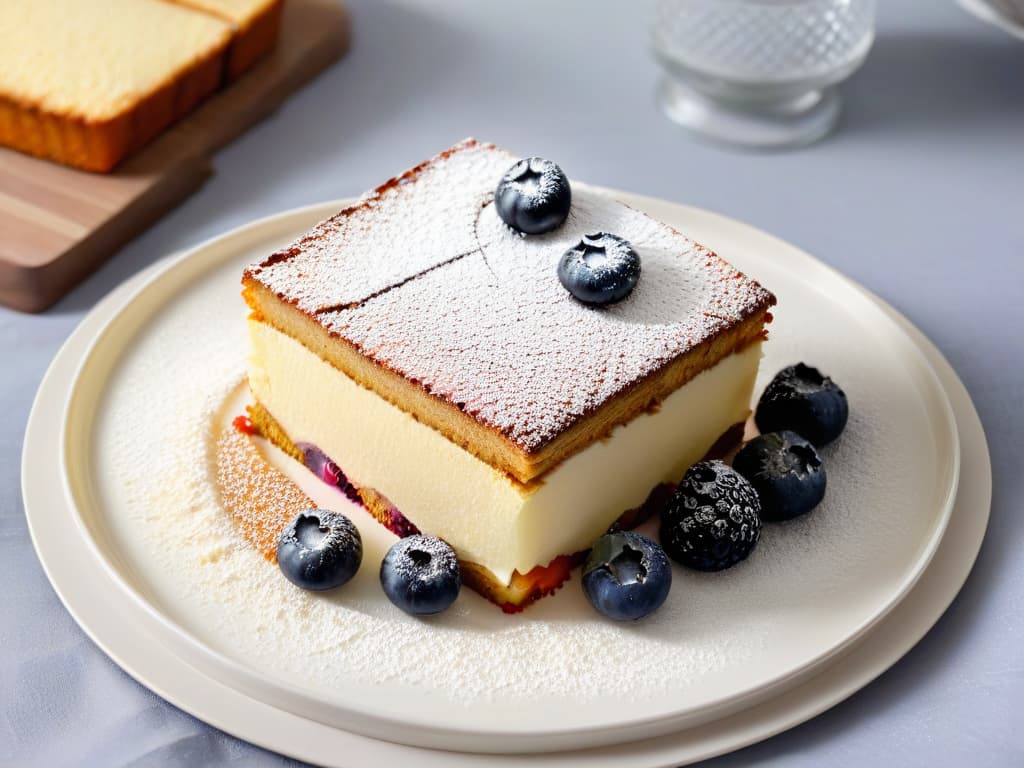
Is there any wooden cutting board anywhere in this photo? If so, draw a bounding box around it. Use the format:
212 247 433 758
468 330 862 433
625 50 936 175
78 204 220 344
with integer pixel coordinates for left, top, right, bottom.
0 0 350 313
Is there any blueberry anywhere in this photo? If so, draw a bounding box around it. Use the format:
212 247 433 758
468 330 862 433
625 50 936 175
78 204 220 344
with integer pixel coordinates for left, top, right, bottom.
733 431 826 522
494 157 571 235
755 363 848 446
558 232 641 305
582 532 672 621
277 509 362 591
660 460 761 572
380 535 461 615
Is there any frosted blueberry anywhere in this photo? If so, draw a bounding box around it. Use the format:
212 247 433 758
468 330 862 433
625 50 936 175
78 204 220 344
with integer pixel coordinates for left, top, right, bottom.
494 157 571 234
558 232 641 305
277 509 362 590
380 535 461 615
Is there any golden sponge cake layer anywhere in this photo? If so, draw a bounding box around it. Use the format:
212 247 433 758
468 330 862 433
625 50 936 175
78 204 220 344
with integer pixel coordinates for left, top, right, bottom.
173 0 280 24
0 0 287 171
0 0 232 171
171 0 284 79
0 0 232 121
244 139 775 484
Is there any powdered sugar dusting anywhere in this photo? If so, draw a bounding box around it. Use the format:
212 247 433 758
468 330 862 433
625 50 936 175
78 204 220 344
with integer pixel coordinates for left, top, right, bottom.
246 139 514 312
323 190 773 450
247 139 772 452
384 535 459 583
215 423 311 560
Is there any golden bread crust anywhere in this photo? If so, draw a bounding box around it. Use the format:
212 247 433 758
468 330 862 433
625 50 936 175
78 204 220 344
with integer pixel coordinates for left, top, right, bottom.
0 0 284 171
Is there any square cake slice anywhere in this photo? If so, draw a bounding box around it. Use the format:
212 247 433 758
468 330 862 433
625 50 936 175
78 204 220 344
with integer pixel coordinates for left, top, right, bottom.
242 139 775 610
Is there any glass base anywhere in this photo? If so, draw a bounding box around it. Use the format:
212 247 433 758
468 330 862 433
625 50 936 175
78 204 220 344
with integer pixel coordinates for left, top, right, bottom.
657 77 841 150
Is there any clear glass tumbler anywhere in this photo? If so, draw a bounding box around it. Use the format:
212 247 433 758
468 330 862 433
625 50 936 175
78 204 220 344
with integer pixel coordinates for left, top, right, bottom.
652 0 876 148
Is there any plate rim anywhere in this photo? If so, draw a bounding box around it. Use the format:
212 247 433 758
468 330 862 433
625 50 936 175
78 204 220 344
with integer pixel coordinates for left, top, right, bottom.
25 194 972 758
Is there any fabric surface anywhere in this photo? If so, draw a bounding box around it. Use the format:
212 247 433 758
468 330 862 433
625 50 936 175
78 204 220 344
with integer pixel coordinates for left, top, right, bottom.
3 0 1022 765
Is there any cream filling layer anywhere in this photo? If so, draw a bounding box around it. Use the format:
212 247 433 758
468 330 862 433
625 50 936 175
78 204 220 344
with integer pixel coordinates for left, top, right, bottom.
247 320 762 585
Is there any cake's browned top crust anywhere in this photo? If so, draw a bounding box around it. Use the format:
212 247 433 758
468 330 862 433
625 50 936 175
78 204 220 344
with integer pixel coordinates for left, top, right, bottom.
250 140 513 311
244 139 775 478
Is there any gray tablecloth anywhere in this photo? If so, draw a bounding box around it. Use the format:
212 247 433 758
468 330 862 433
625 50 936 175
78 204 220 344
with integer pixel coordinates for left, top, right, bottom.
3 1 1022 765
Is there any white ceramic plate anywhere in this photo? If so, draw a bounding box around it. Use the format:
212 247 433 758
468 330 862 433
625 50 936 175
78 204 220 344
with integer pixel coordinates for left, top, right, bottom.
25 192 968 759
22 251 990 767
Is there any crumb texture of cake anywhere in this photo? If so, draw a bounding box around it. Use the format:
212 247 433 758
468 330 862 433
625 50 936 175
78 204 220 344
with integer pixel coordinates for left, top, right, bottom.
0 0 283 170
0 0 229 120
244 139 774 483
169 0 284 79
172 0 281 25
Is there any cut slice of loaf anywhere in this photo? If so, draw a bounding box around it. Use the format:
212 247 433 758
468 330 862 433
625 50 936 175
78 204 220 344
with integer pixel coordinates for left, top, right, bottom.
0 0 232 172
169 0 285 80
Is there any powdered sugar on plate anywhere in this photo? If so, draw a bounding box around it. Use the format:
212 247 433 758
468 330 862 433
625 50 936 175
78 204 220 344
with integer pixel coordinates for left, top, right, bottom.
88 242 948 728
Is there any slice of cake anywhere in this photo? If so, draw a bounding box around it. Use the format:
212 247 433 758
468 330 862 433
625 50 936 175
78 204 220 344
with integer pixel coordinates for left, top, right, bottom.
171 0 284 80
241 139 775 611
0 0 286 172
0 0 232 172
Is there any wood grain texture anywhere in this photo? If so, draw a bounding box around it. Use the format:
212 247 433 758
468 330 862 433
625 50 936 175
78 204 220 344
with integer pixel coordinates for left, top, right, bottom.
0 0 350 313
